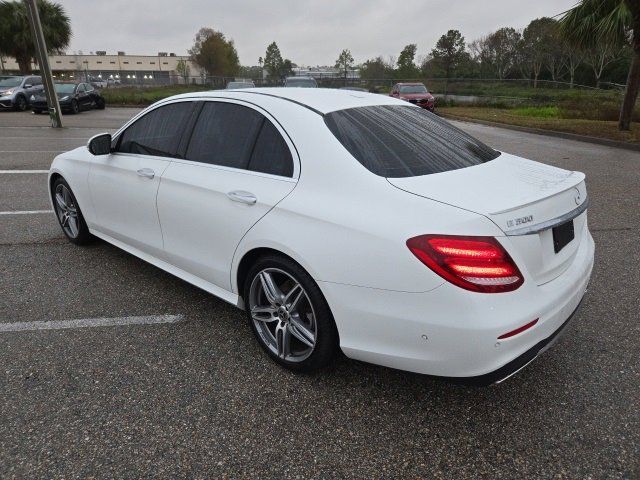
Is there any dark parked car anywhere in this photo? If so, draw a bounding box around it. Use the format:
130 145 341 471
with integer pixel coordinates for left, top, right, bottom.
0 75 43 111
31 82 105 114
390 83 435 112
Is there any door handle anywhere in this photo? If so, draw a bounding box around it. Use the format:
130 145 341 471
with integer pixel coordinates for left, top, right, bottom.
227 190 257 205
136 168 155 179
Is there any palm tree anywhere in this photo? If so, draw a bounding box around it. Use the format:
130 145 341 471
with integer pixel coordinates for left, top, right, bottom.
560 0 640 131
0 0 71 74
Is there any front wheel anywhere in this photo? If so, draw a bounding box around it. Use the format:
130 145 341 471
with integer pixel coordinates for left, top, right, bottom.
52 177 93 245
14 95 27 111
244 255 339 372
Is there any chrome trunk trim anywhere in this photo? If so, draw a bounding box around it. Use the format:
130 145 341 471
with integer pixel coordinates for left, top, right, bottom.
504 197 589 236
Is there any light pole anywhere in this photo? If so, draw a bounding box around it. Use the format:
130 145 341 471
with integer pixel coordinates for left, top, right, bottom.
24 0 62 127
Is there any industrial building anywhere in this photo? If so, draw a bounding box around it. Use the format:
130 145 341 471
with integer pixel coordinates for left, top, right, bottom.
0 51 204 84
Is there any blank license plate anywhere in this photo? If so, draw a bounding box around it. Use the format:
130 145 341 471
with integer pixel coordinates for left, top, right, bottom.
552 220 575 253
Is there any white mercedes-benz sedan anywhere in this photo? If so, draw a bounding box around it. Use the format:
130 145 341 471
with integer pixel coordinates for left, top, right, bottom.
48 88 594 385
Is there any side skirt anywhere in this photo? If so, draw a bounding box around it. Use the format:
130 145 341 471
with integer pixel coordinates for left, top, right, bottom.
89 228 241 308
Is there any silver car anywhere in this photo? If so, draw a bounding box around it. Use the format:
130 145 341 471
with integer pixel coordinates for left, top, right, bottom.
0 75 43 111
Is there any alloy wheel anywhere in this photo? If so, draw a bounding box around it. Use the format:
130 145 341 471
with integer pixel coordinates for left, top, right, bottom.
249 268 317 362
54 183 80 238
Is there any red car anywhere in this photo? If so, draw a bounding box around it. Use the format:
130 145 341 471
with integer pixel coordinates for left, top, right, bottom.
390 83 435 112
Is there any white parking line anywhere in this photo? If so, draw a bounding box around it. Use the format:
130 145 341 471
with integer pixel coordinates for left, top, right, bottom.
0 315 184 333
0 169 49 174
0 137 89 140
0 210 53 215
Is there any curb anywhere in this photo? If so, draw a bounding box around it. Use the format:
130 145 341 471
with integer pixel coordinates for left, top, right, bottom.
439 113 640 152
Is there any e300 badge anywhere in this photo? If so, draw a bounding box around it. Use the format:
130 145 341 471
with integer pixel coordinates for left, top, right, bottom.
506 215 534 228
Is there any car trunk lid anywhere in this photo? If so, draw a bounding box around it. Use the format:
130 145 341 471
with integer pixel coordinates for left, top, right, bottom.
387 153 589 285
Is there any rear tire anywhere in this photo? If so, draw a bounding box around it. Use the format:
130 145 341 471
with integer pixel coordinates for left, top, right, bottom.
244 254 339 372
51 177 93 245
96 98 106 110
70 99 79 114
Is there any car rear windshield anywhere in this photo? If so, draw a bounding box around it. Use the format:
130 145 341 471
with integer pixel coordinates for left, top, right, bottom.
324 105 500 178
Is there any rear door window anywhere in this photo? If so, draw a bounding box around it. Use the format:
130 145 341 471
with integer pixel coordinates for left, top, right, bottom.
117 102 193 157
247 120 293 177
324 105 500 178
185 102 263 169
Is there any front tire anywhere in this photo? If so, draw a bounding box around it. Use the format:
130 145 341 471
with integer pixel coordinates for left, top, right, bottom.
51 177 93 245
14 95 27 111
244 255 339 372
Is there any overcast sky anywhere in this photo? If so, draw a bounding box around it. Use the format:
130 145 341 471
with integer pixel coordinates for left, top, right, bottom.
60 0 577 65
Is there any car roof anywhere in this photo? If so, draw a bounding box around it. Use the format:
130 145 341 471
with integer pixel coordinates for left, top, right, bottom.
396 82 426 86
168 87 402 115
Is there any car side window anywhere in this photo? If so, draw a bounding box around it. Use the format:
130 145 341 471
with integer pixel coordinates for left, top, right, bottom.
77 84 86 93
116 102 193 157
185 102 263 169
247 120 293 177
33 77 42 86
86 83 94 92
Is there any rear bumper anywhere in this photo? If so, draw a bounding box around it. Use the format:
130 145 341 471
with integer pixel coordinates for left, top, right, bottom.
448 299 584 386
319 227 594 381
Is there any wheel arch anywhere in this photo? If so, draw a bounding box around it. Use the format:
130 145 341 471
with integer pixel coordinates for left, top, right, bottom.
234 245 325 307
48 171 63 205
236 247 300 303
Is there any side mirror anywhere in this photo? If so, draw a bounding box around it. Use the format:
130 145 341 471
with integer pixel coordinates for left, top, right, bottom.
87 133 112 156
24 83 33 89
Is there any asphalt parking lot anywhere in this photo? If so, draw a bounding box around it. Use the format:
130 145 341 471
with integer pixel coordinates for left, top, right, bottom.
1 107 638 479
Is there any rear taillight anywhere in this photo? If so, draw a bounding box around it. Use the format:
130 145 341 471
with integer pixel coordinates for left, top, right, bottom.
406 235 524 293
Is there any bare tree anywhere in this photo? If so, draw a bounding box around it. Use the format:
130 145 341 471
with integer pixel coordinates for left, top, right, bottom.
584 44 618 88
563 45 585 88
469 36 492 77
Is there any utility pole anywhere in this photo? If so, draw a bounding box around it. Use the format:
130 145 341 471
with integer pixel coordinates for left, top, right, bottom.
24 0 63 128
